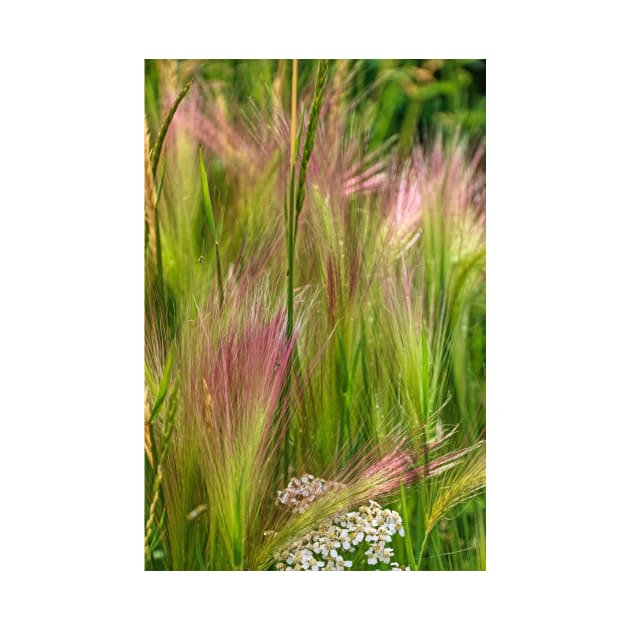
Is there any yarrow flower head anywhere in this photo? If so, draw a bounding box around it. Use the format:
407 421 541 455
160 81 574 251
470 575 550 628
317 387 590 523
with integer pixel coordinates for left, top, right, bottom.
273 474 410 571
275 473 345 514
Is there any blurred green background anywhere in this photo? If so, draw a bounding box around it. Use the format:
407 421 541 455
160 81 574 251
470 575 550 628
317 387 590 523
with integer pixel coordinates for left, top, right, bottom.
145 59 485 150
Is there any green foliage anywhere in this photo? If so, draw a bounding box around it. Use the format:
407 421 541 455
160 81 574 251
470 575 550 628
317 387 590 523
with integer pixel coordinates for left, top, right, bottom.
144 59 485 571
355 59 486 148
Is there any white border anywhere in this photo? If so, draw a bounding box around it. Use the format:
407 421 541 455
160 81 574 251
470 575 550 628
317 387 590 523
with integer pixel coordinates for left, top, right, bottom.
2 2 629 628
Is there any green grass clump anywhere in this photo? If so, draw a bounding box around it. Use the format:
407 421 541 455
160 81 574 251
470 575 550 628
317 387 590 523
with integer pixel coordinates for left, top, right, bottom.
144 59 485 571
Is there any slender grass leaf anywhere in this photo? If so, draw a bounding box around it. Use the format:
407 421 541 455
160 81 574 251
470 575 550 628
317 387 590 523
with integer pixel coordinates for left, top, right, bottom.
399 483 418 571
149 348 174 424
199 148 218 242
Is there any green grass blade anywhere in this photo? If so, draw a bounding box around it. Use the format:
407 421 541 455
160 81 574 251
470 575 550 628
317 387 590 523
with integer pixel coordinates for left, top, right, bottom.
151 78 193 177
399 483 418 571
154 152 167 303
155 152 167 208
149 347 174 424
199 148 218 242
421 321 430 422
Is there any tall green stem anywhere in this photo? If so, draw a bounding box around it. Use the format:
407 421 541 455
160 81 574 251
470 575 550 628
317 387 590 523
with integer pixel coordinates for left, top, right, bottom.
286 60 298 341
215 240 224 307
286 59 329 340
199 147 224 308
417 530 429 570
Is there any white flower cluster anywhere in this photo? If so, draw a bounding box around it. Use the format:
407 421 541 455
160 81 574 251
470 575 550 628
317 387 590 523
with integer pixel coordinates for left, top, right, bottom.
275 473 345 514
274 478 410 571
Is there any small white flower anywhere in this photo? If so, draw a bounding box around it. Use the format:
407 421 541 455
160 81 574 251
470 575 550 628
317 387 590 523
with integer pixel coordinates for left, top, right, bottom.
273 473 408 572
352 531 365 545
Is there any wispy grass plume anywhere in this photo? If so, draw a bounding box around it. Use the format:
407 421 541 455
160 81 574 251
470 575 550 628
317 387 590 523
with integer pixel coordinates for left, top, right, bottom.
144 60 486 571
